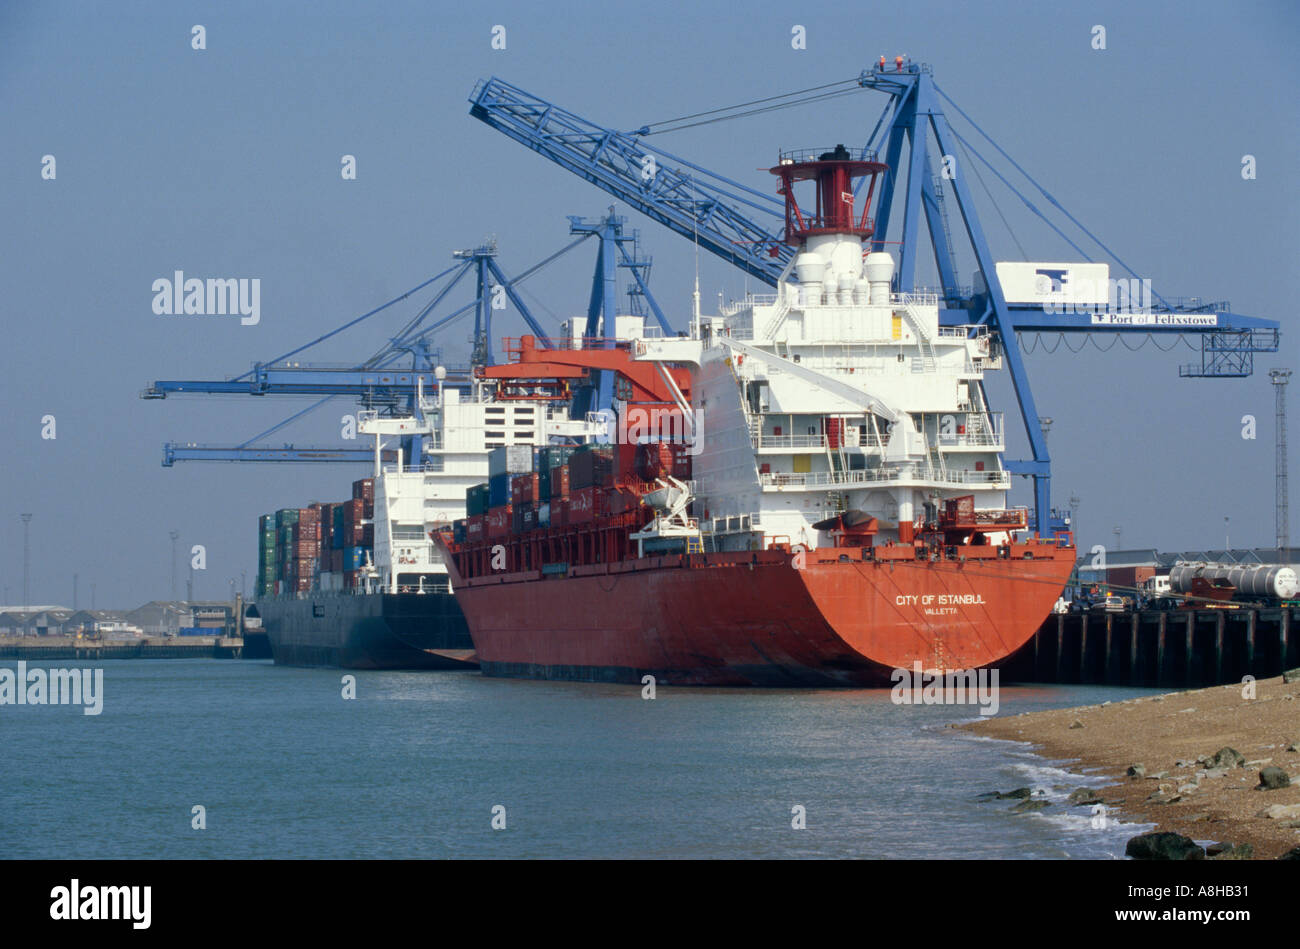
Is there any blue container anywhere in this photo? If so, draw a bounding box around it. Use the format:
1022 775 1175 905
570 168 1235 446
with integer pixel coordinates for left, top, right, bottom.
488 472 510 507
177 627 207 637
344 546 370 571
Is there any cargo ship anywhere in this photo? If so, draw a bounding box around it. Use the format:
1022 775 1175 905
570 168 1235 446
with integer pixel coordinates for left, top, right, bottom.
253 380 605 668
436 145 1076 685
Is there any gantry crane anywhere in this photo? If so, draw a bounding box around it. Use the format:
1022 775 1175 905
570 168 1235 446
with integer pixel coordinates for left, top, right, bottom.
145 212 670 465
467 62 1280 535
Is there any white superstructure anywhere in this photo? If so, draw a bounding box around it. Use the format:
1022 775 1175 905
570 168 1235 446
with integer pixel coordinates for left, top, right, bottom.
357 376 603 592
634 230 1016 553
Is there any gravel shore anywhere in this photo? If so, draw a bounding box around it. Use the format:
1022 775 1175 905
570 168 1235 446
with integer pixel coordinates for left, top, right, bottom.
959 673 1300 859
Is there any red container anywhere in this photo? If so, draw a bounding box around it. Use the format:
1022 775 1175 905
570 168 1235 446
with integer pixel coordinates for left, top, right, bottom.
550 499 567 528
550 466 570 499
466 515 485 542
344 570 359 589
511 473 539 506
567 486 609 524
352 478 374 502
486 505 513 539
613 442 637 481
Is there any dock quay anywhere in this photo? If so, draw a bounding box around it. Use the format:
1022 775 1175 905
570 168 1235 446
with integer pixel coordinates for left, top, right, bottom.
1004 607 1297 687
0 636 245 661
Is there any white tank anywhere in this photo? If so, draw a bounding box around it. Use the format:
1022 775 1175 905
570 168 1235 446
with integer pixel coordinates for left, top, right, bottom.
837 272 857 305
1169 562 1298 599
864 252 894 305
794 252 824 306
854 277 872 305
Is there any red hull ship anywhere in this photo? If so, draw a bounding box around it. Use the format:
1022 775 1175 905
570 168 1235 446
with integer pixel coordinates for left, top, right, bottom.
442 540 1074 686
438 144 1074 686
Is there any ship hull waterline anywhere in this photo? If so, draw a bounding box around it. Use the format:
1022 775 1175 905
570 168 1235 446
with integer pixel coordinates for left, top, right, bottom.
446 548 1075 687
256 591 477 671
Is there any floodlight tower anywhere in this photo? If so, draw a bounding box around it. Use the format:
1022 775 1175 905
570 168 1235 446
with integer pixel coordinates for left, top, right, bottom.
1270 368 1291 553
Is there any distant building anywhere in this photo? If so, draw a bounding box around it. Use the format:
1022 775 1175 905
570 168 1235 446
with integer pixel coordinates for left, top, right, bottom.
0 607 75 636
124 601 192 636
64 610 142 639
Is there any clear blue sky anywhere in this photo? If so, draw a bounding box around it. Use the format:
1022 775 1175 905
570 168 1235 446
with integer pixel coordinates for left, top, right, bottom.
1 0 1296 606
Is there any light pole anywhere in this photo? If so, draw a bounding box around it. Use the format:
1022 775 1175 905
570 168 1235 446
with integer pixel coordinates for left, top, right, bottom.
1224 516 1230 551
1113 525 1122 551
169 530 179 601
21 513 33 608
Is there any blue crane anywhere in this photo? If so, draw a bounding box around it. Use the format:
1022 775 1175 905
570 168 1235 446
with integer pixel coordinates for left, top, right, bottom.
146 215 671 465
467 64 1280 535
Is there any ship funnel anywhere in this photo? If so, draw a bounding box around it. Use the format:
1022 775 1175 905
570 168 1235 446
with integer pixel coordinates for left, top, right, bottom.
864 252 894 305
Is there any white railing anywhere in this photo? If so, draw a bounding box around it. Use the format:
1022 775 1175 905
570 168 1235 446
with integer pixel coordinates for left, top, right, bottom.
894 290 939 307
751 432 891 450
758 467 1009 489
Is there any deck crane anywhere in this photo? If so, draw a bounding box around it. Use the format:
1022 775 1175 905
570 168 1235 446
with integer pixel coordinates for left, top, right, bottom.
145 212 671 466
467 64 1280 536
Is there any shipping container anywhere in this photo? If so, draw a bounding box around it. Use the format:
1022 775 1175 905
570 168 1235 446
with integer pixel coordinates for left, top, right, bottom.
550 465 570 499
344 546 370 571
352 478 375 503
332 503 345 548
330 548 343 573
466 515 486 542
488 472 511 508
550 499 567 529
538 444 578 473
275 508 299 529
567 486 608 524
486 505 512 539
488 445 534 478
538 501 550 528
511 473 539 506
466 483 491 517
569 445 615 490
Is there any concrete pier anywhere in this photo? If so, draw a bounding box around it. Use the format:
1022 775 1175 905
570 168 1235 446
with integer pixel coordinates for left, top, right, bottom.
1003 607 1298 687
0 636 244 661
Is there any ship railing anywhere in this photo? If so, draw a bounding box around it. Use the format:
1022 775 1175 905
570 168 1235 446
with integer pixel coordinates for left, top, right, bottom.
380 463 447 474
937 431 1004 448
893 290 939 307
758 468 1010 488
777 146 882 164
720 293 780 317
751 432 889 450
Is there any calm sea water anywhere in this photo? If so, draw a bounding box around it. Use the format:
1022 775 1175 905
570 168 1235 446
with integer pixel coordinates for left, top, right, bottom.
0 660 1161 859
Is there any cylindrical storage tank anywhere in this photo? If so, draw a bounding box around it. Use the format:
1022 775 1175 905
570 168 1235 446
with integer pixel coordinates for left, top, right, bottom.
1170 562 1297 599
864 252 894 305
854 277 871 305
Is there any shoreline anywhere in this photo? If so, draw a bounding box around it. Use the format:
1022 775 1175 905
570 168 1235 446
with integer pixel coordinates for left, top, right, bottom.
958 674 1300 859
